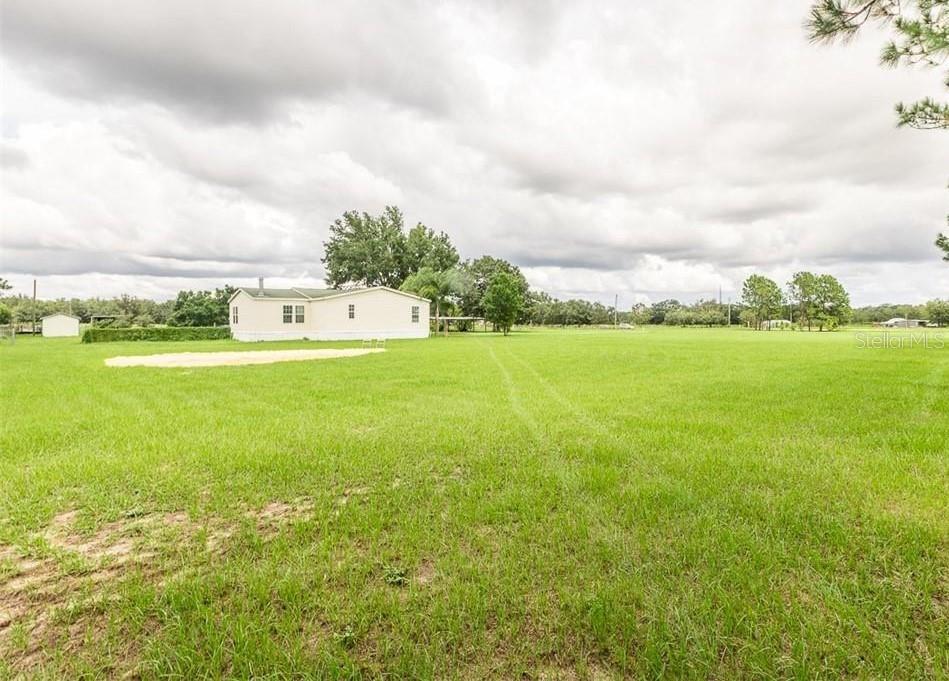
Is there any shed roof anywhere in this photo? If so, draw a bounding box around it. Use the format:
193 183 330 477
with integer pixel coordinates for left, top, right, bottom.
41 313 80 320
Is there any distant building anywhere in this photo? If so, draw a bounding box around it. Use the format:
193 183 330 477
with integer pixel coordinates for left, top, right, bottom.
228 280 430 341
41 313 80 337
881 318 928 328
760 319 792 330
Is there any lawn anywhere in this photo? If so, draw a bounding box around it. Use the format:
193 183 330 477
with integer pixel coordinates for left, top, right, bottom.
0 328 946 679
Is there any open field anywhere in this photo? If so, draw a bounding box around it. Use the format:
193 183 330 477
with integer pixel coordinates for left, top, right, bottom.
1 328 947 679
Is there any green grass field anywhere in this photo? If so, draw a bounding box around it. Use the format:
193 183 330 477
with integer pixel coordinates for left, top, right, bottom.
1 328 946 679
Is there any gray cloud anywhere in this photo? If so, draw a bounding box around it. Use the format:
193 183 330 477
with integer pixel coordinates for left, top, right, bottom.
1 0 947 306
0 0 476 122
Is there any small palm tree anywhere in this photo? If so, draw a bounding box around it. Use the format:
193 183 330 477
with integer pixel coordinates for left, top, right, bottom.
401 267 468 336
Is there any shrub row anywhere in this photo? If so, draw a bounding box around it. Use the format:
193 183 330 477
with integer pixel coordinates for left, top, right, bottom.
81 326 231 343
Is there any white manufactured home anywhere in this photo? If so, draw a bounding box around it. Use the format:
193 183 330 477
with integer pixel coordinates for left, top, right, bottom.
228 282 430 341
41 313 80 337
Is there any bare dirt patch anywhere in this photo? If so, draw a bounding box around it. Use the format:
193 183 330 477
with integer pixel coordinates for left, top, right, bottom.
414 559 437 586
0 498 317 673
105 347 385 368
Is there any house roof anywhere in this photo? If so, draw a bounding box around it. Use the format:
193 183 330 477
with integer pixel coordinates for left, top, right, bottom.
231 286 428 303
232 287 367 300
292 288 361 299
234 287 309 299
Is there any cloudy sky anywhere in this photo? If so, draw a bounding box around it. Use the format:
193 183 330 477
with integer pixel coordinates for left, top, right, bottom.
1 0 947 306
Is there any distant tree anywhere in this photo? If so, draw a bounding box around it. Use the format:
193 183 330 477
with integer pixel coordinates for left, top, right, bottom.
661 300 726 327
169 289 229 327
787 271 821 330
812 274 852 330
563 299 593 326
400 267 468 336
404 223 460 273
629 303 650 325
741 275 783 329
0 302 10 325
851 301 929 322
807 0 949 130
214 286 235 319
456 256 528 319
483 272 523 335
0 278 11 292
648 299 682 324
457 256 529 319
693 299 727 326
522 290 553 325
323 206 410 288
663 308 693 326
738 308 754 327
927 298 949 325
548 300 567 326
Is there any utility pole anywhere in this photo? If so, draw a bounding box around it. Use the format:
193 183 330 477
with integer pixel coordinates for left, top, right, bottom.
32 279 37 335
727 297 731 327
614 293 618 327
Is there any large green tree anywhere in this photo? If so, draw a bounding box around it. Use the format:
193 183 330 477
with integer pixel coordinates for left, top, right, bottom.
322 207 460 288
807 0 948 129
458 256 529 318
741 275 784 329
813 274 853 330
322 206 409 288
404 224 459 273
482 271 523 336
400 267 468 336
927 297 949 324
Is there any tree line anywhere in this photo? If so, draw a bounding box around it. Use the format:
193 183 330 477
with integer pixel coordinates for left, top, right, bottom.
0 286 236 329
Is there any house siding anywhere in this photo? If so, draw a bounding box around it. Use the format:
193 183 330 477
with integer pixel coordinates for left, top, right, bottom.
229 288 428 341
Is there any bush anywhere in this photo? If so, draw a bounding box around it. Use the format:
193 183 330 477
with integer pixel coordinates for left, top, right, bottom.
81 326 231 343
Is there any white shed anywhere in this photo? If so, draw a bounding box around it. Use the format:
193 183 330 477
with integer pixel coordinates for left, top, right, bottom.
228 283 430 341
41 313 81 337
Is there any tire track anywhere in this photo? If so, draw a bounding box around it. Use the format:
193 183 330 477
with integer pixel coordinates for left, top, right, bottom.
481 340 544 443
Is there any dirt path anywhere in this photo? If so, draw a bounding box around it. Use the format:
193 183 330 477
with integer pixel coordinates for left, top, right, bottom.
105 348 385 368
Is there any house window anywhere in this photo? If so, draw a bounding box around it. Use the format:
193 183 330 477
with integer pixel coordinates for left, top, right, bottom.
232 307 238 324
411 305 420 323
283 305 293 324
295 305 305 323
348 304 355 319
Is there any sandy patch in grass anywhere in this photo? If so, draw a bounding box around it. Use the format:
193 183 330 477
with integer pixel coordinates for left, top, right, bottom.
105 347 384 368
0 498 317 673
